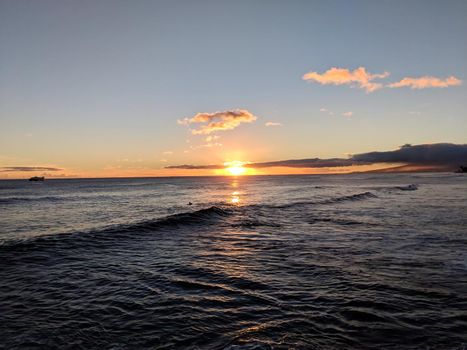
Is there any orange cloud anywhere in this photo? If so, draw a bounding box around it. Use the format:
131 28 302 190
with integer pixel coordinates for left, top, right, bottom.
388 76 462 89
178 109 258 135
303 67 389 93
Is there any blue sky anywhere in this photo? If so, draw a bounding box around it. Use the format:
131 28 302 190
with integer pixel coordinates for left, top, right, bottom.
0 0 466 177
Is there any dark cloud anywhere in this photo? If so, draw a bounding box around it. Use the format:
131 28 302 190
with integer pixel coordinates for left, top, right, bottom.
246 158 364 168
0 166 63 172
165 164 223 170
165 143 467 171
351 143 467 165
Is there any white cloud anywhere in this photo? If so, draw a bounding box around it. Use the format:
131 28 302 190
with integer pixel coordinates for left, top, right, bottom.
265 121 282 127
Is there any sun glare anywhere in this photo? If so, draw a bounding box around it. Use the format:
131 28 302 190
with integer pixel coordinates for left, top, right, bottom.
224 161 247 176
230 191 240 204
227 166 246 176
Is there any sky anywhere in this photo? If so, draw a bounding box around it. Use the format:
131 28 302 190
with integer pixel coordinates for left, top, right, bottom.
0 0 466 178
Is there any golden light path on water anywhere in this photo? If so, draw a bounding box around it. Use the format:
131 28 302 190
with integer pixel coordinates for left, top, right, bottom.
231 191 240 204
229 177 242 205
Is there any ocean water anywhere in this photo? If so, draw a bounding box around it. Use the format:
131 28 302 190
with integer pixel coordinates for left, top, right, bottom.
0 173 466 349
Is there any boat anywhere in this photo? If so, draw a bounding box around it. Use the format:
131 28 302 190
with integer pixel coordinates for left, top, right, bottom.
455 166 467 173
29 176 45 181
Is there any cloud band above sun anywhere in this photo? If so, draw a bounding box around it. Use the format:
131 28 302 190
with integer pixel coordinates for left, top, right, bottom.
302 67 462 93
178 109 258 135
166 143 467 171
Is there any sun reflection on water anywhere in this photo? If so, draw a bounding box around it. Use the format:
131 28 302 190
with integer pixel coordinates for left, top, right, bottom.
229 179 242 204
230 191 240 204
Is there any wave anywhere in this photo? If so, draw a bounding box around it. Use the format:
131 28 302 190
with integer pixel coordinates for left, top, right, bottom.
0 206 232 251
0 194 119 205
0 195 66 204
230 219 281 228
101 206 232 234
395 184 418 191
372 184 419 193
0 188 398 252
308 217 375 226
260 191 378 210
321 191 378 204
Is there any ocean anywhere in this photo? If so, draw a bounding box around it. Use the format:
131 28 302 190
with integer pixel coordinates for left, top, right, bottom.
0 173 466 349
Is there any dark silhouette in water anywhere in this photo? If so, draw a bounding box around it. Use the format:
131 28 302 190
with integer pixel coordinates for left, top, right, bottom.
28 176 45 181
455 165 467 173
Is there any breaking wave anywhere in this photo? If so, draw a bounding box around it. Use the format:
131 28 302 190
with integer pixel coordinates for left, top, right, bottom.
0 206 232 252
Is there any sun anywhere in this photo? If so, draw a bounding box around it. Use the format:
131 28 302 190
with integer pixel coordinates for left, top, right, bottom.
227 166 246 176
224 161 247 176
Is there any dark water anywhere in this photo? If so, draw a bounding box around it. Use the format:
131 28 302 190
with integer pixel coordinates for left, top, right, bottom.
1 174 466 349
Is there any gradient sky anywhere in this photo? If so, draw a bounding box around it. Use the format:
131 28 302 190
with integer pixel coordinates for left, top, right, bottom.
1 0 466 178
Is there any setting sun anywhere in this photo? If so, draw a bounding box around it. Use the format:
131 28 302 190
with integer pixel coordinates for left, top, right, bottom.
224 161 247 176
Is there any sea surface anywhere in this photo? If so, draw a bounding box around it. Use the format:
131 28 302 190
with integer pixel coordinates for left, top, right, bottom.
0 173 466 349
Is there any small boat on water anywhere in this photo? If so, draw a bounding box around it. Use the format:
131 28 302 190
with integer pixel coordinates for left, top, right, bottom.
29 176 45 181
455 166 467 173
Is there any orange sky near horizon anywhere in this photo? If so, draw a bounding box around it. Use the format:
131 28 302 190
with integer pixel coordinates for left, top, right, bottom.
0 162 428 180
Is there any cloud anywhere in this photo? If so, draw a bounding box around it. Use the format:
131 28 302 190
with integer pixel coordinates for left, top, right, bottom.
319 107 334 116
304 67 461 92
388 76 461 89
205 135 220 142
190 142 223 150
320 107 352 117
166 143 467 171
165 164 223 170
247 158 360 168
265 121 282 127
0 166 63 172
303 67 389 93
350 143 467 166
163 151 173 155
178 109 258 135
42 173 78 178
165 158 362 170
